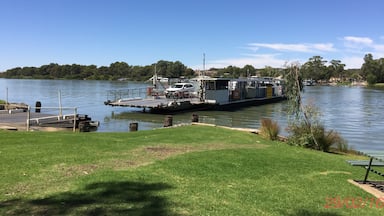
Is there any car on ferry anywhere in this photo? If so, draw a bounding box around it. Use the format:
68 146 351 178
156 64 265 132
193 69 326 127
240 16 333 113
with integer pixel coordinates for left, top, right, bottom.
165 82 195 98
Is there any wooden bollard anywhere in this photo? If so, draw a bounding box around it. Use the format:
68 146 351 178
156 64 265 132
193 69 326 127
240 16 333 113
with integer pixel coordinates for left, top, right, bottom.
129 122 138 131
192 113 199 122
163 115 173 127
35 101 41 113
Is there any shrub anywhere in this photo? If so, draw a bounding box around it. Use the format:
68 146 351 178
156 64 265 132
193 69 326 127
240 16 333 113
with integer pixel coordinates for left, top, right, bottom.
287 123 349 152
259 118 280 141
328 130 350 153
366 73 377 85
287 121 311 147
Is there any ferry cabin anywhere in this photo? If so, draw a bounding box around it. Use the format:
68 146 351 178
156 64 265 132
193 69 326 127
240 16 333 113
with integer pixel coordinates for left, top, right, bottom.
192 76 284 106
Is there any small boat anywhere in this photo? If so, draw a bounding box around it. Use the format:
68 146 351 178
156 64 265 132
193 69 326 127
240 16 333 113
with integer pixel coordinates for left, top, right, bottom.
303 79 315 86
147 75 169 83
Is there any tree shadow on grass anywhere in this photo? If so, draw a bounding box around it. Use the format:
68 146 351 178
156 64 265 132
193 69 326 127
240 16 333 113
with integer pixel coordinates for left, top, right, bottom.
285 209 342 216
1 181 175 216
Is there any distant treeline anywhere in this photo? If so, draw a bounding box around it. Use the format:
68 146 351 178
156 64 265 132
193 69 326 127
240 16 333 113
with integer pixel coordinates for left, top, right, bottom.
1 54 383 84
299 54 384 85
0 60 278 81
0 60 196 81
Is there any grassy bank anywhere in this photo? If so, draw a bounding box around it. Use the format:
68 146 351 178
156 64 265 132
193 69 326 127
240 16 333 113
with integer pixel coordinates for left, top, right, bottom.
373 83 384 89
0 125 382 215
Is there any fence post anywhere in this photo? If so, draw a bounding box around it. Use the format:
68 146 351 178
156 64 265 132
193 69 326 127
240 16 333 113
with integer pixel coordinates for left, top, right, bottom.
73 107 77 132
26 106 30 131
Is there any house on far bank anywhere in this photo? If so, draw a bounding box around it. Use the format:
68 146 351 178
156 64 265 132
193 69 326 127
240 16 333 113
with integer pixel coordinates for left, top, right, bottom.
329 76 342 83
328 75 367 86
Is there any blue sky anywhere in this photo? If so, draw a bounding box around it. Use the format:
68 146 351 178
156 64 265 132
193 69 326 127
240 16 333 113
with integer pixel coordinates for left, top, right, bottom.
1 0 384 72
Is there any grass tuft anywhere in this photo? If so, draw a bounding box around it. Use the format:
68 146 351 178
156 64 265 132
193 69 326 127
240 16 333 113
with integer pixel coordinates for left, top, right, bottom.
259 118 280 141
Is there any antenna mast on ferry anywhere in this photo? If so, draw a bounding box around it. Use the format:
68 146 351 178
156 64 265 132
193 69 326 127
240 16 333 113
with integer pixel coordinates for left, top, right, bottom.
203 53 205 76
153 64 157 86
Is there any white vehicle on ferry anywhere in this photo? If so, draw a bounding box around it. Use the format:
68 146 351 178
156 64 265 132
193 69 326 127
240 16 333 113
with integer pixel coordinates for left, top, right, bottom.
164 82 195 99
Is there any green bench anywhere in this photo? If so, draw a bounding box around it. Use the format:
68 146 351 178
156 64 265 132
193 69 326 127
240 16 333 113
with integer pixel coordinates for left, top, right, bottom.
347 158 384 183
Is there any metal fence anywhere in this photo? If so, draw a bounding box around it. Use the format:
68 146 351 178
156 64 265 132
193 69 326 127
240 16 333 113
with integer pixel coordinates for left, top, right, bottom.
0 105 78 132
106 87 149 102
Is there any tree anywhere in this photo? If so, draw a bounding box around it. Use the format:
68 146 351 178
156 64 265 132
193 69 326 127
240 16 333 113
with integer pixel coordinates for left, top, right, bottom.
361 54 374 79
156 60 173 78
360 54 384 84
283 63 303 118
68 64 82 79
328 59 345 82
284 63 348 152
260 66 283 77
376 58 384 83
241 65 256 77
301 56 327 81
61 65 72 79
169 61 186 78
366 73 377 85
109 62 131 80
82 65 98 79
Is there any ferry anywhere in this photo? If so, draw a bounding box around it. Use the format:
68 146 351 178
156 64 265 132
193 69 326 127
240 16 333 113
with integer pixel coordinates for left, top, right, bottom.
104 75 286 114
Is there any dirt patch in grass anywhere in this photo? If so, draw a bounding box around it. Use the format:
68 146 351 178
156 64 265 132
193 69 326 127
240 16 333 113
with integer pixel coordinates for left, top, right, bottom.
55 163 100 177
22 142 269 183
145 146 188 159
4 183 31 197
319 171 352 175
109 142 269 170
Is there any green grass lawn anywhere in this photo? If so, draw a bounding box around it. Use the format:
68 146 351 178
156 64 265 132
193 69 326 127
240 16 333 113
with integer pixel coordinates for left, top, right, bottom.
0 125 383 215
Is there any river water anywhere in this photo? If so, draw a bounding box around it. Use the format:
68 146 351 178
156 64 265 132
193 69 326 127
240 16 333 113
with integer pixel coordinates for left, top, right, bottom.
1 78 383 151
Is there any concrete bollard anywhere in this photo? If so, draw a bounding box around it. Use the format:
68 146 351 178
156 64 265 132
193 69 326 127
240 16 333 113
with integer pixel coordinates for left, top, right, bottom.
163 115 173 127
191 113 199 122
129 122 138 131
35 101 41 113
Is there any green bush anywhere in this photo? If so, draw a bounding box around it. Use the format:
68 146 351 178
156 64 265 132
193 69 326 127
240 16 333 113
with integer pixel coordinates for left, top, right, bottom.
259 118 280 141
328 130 350 153
286 121 312 147
366 73 377 85
287 123 349 152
